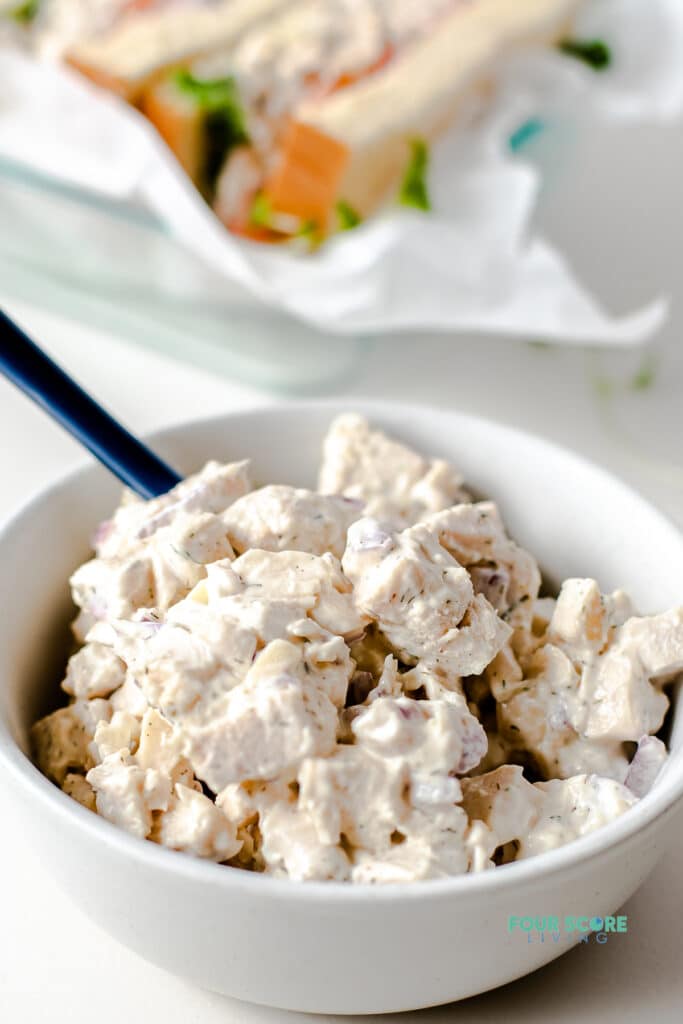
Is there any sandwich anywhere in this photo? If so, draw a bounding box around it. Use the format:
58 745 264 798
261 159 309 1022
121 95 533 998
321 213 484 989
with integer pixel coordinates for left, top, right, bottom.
19 0 588 242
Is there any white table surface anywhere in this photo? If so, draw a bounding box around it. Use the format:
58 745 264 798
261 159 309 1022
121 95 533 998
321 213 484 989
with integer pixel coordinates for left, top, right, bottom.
1 114 683 1023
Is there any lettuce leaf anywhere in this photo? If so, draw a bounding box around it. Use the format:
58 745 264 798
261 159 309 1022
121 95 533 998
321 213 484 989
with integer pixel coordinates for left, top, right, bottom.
558 38 611 70
336 200 362 231
174 70 249 193
399 139 431 212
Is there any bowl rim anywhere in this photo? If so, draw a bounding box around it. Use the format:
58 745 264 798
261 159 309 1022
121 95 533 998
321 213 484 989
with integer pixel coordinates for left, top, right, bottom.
0 396 682 904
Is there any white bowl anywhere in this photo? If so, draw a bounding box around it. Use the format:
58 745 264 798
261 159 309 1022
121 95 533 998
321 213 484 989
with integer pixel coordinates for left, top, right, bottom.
0 401 682 1015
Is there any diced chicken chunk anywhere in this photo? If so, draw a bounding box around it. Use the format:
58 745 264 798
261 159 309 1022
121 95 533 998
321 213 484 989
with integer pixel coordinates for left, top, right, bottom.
181 639 340 792
546 578 637 667
223 485 363 557
96 460 251 560
351 803 471 882
87 751 172 840
461 765 542 848
93 607 259 719
427 502 541 633
493 587 682 781
62 642 126 699
91 710 141 761
155 784 242 861
226 548 368 640
343 518 510 677
116 623 344 793
319 414 468 528
462 768 638 864
496 643 629 781
299 747 400 845
351 695 487 777
32 698 112 785
315 747 470 881
70 460 250 638
136 707 195 788
577 606 682 741
258 800 353 882
518 775 638 859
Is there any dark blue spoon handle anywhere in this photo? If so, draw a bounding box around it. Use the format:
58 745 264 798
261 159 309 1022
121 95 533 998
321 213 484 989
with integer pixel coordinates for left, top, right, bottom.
0 308 182 499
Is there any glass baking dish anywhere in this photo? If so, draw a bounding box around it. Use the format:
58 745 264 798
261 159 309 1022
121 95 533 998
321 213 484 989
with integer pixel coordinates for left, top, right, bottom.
0 158 367 394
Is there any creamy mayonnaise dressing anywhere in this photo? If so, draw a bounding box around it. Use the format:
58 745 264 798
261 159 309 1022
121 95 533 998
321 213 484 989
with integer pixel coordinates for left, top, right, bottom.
32 414 683 882
195 0 465 116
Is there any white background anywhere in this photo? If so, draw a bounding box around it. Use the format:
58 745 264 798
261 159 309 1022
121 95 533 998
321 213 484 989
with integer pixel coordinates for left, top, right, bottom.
1 113 682 1021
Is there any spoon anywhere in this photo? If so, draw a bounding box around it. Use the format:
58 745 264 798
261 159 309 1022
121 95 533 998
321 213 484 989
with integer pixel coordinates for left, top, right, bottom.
0 308 182 499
